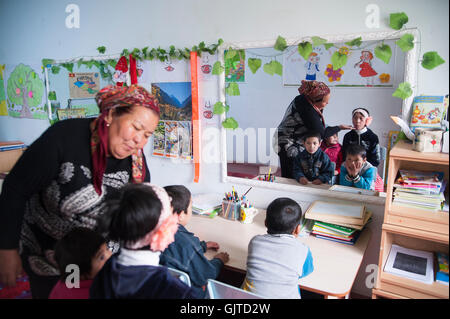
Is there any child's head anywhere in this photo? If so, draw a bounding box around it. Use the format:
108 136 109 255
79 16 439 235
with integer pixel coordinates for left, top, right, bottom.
164 185 192 226
303 131 322 154
265 198 303 236
54 227 111 281
345 144 367 168
323 126 341 145
99 183 178 252
352 107 372 130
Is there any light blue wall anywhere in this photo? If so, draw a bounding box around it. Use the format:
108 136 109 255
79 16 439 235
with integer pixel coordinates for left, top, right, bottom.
1 0 448 297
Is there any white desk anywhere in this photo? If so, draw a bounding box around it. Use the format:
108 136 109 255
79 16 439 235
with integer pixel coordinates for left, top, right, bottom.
187 210 371 298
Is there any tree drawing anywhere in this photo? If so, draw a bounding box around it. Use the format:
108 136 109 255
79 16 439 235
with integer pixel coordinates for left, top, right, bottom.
7 64 44 118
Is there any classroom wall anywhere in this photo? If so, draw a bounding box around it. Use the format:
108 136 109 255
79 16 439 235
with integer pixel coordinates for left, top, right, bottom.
0 0 448 298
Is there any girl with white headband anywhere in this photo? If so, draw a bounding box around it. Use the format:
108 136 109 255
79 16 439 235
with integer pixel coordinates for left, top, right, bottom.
90 183 198 299
342 108 384 192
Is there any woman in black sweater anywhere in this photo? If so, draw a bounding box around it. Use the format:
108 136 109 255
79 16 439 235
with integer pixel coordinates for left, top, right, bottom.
276 80 352 179
0 84 160 298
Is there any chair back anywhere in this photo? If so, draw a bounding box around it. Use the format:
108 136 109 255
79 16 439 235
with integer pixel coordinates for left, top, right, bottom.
207 279 264 299
167 267 191 287
380 146 387 181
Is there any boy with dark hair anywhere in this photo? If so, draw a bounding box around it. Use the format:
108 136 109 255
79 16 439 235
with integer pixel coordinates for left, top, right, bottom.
160 185 229 299
340 144 377 190
49 227 112 299
242 198 314 298
293 131 333 185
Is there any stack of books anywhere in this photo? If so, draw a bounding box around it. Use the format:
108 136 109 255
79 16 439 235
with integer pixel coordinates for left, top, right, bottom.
393 170 446 211
304 200 372 245
436 252 449 285
192 193 222 217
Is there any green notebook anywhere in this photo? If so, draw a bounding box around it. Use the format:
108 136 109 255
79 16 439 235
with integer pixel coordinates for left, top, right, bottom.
314 221 356 236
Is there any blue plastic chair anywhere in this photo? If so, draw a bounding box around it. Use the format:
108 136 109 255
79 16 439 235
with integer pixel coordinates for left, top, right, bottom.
207 279 264 299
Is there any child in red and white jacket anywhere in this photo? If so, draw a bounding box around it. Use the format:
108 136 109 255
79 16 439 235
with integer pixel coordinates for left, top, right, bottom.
320 126 343 176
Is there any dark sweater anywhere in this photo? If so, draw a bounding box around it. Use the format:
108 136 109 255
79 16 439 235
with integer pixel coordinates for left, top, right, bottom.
276 94 339 156
90 255 197 299
342 128 381 167
0 119 150 276
292 148 333 184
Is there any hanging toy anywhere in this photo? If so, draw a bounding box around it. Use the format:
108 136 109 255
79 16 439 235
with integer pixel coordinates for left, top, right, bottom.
113 56 128 86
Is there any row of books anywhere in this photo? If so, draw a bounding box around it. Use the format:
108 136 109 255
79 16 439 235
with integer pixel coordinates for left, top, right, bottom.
393 170 446 211
304 200 372 245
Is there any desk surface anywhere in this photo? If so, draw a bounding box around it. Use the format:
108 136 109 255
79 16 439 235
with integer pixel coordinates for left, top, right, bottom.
187 210 371 297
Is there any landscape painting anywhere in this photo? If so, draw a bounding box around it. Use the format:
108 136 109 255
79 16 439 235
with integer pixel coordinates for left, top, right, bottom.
151 82 192 121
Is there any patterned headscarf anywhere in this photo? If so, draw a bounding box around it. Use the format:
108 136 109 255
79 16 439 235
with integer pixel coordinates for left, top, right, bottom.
298 80 330 127
125 183 179 251
298 80 330 102
91 85 160 195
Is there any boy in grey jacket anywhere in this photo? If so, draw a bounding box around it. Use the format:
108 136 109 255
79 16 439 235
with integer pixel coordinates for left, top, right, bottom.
242 198 314 298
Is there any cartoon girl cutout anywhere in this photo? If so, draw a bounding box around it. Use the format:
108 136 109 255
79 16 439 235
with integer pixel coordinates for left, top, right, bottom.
354 50 378 86
305 52 320 81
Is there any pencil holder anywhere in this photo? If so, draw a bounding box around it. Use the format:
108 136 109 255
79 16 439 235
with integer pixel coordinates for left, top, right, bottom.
220 200 241 221
240 207 259 224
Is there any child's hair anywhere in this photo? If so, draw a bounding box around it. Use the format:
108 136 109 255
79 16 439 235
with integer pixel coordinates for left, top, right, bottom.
352 107 370 118
54 227 106 280
303 131 322 142
265 198 303 235
97 183 162 245
164 185 191 215
346 144 367 159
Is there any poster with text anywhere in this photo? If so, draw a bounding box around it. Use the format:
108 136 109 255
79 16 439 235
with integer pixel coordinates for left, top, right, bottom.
152 121 166 157
69 72 100 98
164 121 179 158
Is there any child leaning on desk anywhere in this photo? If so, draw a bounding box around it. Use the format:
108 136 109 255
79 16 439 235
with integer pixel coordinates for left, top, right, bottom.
242 198 314 299
339 144 377 190
160 185 230 299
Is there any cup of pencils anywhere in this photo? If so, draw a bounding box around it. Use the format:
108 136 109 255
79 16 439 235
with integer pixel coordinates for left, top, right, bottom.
220 187 241 221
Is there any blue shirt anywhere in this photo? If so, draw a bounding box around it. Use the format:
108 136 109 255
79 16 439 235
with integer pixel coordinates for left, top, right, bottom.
339 161 377 190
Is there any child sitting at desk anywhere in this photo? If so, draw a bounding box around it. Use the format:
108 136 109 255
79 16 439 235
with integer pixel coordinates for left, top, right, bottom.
340 144 377 190
160 185 230 299
320 126 343 176
242 198 314 299
49 227 112 299
293 131 333 185
90 183 197 299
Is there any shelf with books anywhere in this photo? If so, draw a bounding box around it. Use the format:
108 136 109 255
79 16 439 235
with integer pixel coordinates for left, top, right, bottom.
377 227 449 299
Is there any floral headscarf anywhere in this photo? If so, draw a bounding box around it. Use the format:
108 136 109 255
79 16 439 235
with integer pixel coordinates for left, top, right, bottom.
91 85 160 195
298 80 330 102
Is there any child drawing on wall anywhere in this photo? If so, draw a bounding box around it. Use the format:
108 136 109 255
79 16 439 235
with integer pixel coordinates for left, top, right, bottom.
354 50 378 86
305 52 320 81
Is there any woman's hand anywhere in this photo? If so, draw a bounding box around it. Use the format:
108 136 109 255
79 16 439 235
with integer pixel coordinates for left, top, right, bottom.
339 124 354 130
206 241 220 251
312 179 323 185
0 249 23 287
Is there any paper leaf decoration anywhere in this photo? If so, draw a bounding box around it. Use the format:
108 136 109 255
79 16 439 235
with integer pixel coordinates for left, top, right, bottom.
324 43 334 50
389 12 409 30
225 49 237 60
345 37 362 47
226 83 240 96
97 46 106 54
213 101 229 115
263 62 274 75
395 34 415 52
263 61 283 76
311 36 327 47
375 44 392 64
212 61 224 75
248 58 262 74
274 36 288 51
331 51 348 70
298 42 313 60
222 117 239 130
51 66 60 74
392 82 413 99
421 51 445 70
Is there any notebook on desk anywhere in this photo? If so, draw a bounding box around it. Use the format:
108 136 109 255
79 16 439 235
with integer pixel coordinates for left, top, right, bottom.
305 200 366 226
